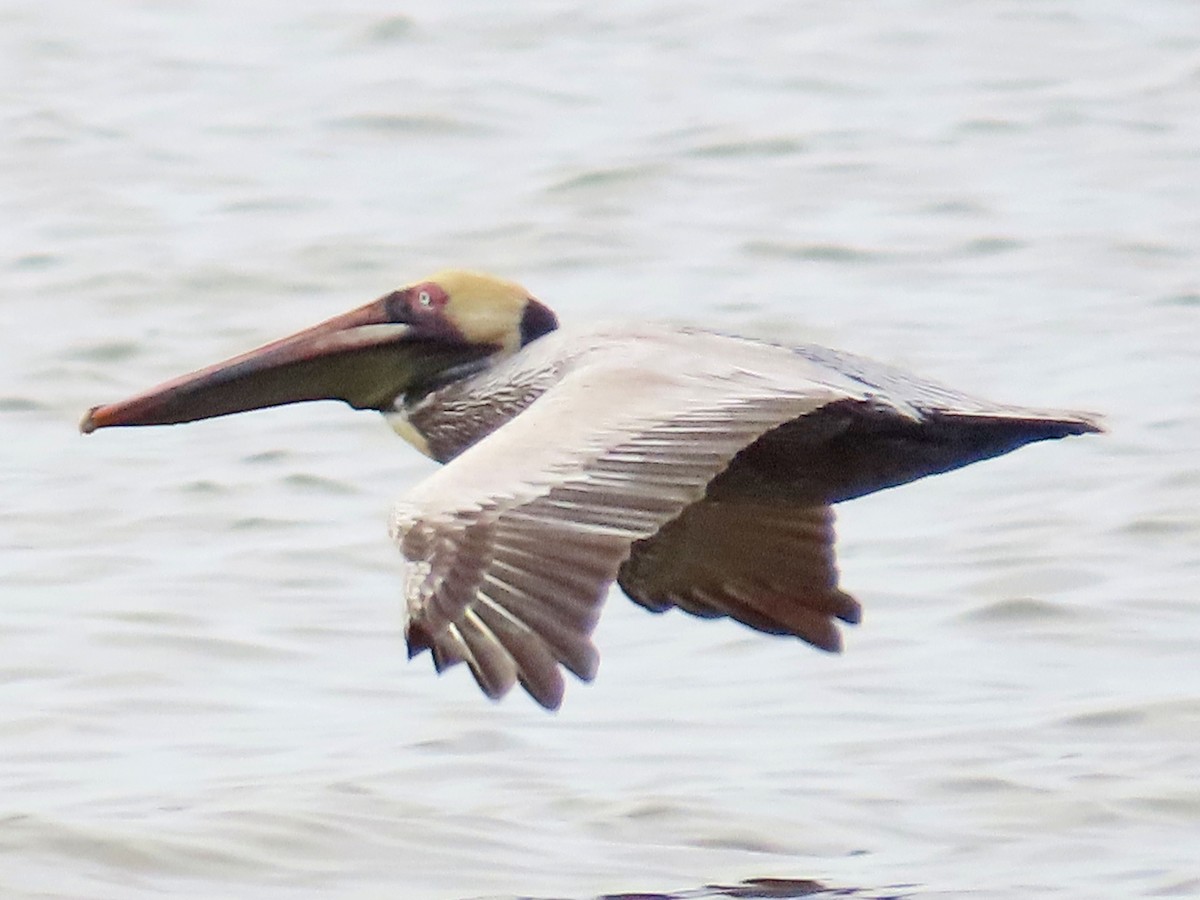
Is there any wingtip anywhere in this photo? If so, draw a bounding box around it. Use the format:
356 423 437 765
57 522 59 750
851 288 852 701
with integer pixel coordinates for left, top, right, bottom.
519 675 565 712
812 625 844 654
1053 410 1106 436
832 589 862 625
405 621 433 659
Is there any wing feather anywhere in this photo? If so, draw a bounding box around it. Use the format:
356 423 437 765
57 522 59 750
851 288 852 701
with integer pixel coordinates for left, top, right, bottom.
617 499 862 652
479 570 601 680
457 609 519 699
471 597 565 709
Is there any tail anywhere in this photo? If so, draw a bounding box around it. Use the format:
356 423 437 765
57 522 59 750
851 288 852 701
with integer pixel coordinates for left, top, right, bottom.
733 400 1105 505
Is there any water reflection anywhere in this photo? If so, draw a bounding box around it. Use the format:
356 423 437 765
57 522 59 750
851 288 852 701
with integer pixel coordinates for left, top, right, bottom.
482 878 912 900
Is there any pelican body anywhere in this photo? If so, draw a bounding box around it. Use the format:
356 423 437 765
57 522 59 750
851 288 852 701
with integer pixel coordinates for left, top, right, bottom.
83 272 1101 709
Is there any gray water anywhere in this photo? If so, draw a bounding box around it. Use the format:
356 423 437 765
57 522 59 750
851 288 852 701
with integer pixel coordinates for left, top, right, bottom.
3 2 1199 898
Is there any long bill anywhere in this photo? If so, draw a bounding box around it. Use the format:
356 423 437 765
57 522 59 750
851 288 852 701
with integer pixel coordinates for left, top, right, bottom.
80 296 486 433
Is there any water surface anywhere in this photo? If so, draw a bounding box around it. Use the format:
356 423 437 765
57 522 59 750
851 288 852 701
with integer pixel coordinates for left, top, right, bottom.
3 2 1199 898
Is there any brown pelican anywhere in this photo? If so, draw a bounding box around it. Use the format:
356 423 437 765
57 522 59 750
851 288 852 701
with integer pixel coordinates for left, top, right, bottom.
82 271 1101 709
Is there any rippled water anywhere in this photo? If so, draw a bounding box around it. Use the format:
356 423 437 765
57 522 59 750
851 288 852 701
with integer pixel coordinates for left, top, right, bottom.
3 2 1200 898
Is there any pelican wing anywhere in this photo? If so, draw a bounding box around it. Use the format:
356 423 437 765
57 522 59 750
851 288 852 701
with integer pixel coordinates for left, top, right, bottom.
390 352 869 709
617 500 861 652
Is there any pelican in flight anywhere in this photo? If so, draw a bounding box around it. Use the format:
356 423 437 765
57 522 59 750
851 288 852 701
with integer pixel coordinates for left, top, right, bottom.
82 271 1101 709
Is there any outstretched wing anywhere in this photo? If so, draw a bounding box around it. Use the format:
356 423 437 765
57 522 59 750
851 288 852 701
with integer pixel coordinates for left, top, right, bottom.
390 350 868 709
618 500 862 652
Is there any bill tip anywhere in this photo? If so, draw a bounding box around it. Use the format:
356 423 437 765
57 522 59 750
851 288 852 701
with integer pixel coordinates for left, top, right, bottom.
79 406 101 434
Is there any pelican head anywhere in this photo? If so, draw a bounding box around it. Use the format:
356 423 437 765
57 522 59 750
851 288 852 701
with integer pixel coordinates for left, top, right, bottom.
80 270 558 433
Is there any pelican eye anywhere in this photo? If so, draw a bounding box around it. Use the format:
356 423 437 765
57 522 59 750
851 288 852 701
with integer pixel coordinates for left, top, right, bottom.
417 290 433 307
